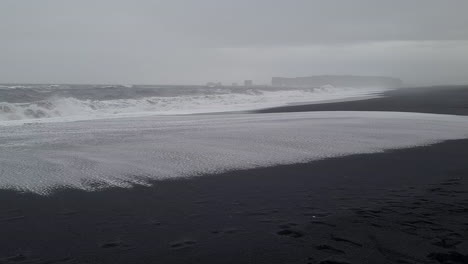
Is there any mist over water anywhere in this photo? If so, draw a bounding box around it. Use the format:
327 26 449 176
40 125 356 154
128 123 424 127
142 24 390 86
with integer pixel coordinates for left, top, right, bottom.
0 84 386 124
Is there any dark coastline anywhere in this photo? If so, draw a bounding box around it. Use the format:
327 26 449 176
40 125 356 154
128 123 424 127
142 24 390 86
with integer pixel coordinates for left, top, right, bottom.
256 85 468 116
1 86 468 264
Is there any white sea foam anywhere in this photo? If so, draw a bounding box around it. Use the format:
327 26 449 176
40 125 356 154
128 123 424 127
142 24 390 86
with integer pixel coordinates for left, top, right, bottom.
0 86 385 125
0 111 467 194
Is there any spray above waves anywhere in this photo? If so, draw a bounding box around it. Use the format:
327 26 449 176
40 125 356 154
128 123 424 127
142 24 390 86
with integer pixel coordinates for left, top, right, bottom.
0 85 386 124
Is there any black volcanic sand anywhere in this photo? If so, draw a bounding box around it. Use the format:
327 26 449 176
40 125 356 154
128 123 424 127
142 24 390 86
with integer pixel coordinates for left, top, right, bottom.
256 85 468 116
1 86 468 264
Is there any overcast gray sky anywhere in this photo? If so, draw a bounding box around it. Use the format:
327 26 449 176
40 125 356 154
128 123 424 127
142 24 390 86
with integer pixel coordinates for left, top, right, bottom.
1 0 468 85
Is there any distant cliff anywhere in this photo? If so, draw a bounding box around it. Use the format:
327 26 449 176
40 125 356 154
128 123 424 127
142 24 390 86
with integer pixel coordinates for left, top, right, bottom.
272 75 403 88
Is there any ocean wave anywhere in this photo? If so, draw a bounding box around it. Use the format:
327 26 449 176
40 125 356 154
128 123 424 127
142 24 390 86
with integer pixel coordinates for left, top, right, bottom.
0 86 386 124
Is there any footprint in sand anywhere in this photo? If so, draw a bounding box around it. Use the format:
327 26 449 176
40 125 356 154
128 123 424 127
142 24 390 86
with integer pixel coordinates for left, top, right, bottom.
316 244 345 254
276 223 304 238
428 251 468 263
100 240 134 251
330 235 363 247
170 240 197 249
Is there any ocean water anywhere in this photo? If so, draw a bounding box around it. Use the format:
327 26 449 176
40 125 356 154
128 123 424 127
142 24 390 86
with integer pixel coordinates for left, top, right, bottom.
1 111 468 194
0 84 386 125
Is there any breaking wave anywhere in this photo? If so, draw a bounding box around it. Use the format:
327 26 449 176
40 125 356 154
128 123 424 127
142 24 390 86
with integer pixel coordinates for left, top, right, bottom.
0 84 386 124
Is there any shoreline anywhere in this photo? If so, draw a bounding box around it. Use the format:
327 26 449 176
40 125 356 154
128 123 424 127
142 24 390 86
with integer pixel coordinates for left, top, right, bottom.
1 85 468 263
1 138 467 263
256 85 468 116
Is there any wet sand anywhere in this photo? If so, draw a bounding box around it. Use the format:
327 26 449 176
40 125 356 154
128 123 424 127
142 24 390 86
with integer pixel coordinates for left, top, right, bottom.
1 86 468 264
256 85 468 116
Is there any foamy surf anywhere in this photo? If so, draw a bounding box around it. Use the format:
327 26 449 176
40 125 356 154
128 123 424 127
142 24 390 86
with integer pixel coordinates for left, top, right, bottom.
0 85 386 125
1 111 467 194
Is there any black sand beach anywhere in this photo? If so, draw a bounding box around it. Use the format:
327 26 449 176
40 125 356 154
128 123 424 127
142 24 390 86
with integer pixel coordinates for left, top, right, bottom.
1 86 468 264
257 86 468 116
